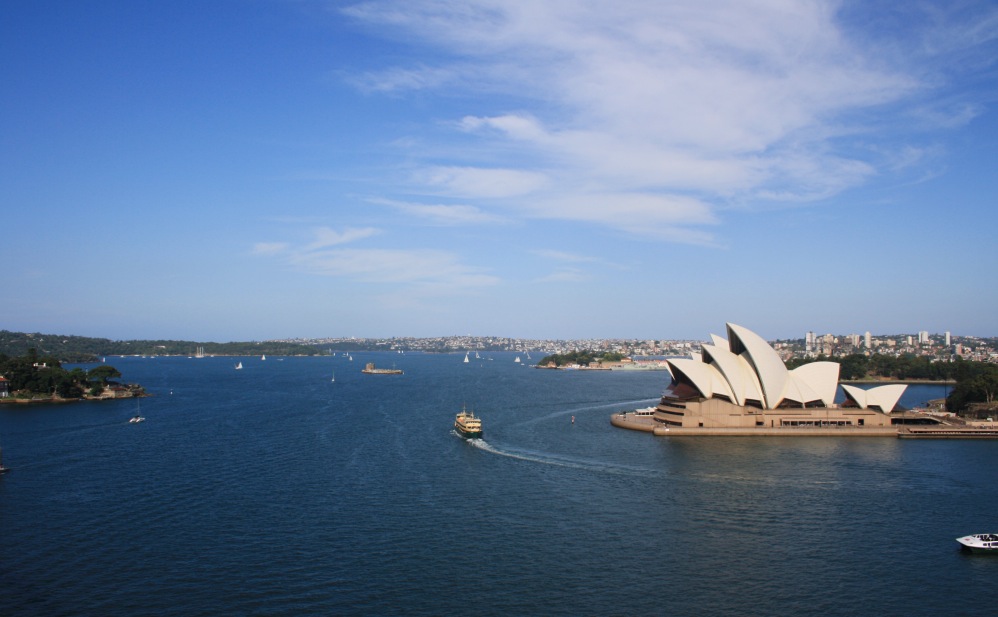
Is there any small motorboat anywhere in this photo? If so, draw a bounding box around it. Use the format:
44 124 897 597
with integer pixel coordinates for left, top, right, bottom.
956 533 998 553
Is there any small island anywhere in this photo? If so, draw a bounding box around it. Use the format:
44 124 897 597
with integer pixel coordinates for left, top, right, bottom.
0 349 145 404
361 362 403 375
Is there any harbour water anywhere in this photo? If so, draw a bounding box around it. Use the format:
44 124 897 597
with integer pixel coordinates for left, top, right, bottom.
1 353 994 616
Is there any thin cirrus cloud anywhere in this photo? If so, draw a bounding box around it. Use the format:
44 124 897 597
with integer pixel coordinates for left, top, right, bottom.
256 226 498 288
304 226 381 250
367 197 509 225
287 248 499 287
341 1 991 242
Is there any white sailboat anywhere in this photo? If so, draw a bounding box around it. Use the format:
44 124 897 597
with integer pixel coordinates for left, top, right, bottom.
235 362 243 370
464 352 470 363
261 354 266 361
129 399 146 423
515 356 521 363
331 371 336 383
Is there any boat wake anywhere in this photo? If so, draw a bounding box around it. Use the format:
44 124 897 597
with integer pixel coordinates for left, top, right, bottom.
463 436 662 478
512 397 660 427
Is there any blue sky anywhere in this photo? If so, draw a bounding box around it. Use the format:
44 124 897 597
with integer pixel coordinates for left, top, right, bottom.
3 1 997 342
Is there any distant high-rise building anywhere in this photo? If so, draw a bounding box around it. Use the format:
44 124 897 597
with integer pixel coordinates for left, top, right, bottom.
907 335 913 346
805 331 815 353
918 331 930 344
945 331 951 346
864 331 872 348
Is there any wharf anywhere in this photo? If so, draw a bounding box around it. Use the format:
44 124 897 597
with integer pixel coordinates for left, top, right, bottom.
610 413 998 438
610 412 896 436
898 427 998 439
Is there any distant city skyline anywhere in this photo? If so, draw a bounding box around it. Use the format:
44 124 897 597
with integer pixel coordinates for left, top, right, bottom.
3 2 997 342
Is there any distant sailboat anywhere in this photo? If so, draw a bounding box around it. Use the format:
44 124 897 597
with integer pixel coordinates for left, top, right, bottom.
261 355 266 361
515 356 521 363
331 371 336 383
129 399 146 423
464 352 470 363
235 362 243 370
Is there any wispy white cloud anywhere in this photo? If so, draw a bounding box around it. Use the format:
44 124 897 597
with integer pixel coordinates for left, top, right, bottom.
349 64 458 93
531 249 600 263
252 242 289 256
255 225 497 289
413 166 548 198
368 197 509 225
342 0 997 243
533 267 591 284
287 248 498 286
305 226 381 250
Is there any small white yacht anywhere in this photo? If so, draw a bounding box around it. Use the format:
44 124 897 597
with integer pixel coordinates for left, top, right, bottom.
130 400 146 423
956 533 998 553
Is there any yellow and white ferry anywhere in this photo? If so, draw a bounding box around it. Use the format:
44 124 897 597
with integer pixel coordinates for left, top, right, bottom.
454 406 483 439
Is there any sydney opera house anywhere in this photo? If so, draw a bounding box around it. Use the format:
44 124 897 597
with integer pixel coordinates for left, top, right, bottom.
643 323 908 433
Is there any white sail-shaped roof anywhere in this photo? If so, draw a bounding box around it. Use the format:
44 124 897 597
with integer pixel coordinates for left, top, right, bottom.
702 343 761 407
841 384 907 413
789 362 840 407
781 375 822 407
667 323 846 411
727 323 788 409
709 333 728 347
735 354 766 406
668 358 734 401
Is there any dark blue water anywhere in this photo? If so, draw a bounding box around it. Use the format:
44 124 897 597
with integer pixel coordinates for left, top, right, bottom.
1 354 995 616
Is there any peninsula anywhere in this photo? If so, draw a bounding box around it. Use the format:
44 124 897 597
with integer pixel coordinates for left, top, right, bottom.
0 351 145 404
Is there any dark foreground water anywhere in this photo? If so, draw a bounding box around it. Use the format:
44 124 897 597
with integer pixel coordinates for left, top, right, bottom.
1 354 993 616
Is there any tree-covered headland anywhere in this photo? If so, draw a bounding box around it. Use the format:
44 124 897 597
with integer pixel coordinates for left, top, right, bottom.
0 349 143 401
537 350 626 367
0 330 320 363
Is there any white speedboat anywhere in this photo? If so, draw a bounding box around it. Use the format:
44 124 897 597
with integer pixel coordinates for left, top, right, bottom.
956 533 998 553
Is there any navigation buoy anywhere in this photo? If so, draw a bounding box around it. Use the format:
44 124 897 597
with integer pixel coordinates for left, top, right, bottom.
571 416 575 424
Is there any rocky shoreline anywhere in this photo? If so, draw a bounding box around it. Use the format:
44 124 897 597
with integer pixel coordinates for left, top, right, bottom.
0 385 147 405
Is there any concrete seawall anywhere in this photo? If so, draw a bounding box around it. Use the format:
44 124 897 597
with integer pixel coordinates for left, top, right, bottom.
610 413 998 438
651 426 898 437
610 413 897 437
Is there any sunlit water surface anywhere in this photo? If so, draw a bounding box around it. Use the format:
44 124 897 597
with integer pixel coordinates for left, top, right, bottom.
1 354 992 616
